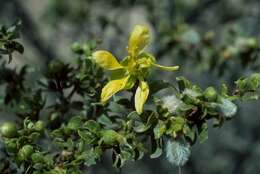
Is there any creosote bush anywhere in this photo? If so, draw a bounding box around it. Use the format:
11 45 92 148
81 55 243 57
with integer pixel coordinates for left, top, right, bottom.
0 22 260 174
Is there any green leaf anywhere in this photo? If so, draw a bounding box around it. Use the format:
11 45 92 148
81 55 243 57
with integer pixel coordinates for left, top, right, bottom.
198 123 208 143
153 120 166 139
169 117 186 133
133 113 155 133
127 111 140 120
119 148 132 167
78 130 96 144
176 77 192 92
182 93 200 105
83 120 101 135
67 116 82 130
235 73 260 99
100 130 124 145
150 147 162 159
133 121 151 133
108 101 127 114
97 114 116 129
183 125 197 145
75 147 101 167
29 132 40 140
220 84 229 97
85 147 102 166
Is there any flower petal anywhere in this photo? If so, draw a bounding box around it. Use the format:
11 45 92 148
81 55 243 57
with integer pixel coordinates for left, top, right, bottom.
152 63 179 71
128 25 150 56
101 76 129 103
93 50 123 70
135 80 149 114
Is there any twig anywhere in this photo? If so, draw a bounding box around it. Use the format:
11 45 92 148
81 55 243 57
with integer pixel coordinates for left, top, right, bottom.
178 166 182 174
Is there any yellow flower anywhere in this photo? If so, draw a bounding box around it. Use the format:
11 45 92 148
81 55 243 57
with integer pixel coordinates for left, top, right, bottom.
92 25 179 114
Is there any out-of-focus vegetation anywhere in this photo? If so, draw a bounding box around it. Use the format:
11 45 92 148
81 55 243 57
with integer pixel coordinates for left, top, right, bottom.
0 0 260 174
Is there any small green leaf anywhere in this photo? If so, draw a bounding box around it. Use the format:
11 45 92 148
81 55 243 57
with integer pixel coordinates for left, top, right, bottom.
108 101 127 114
78 130 96 144
169 117 186 133
198 123 208 143
67 116 82 130
150 147 162 158
83 120 101 134
176 77 192 92
183 125 197 145
119 149 132 166
133 121 151 133
153 120 166 139
75 147 101 167
97 114 116 128
100 130 124 145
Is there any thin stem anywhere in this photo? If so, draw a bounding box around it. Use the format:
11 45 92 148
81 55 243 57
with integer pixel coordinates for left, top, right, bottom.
178 166 182 174
25 165 31 174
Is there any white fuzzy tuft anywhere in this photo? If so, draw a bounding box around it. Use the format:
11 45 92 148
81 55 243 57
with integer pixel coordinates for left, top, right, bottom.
162 95 182 114
166 140 191 166
219 98 237 118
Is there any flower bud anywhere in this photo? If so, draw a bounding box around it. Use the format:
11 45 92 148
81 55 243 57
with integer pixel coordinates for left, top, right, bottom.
31 152 44 163
5 139 17 153
34 121 44 132
1 122 18 138
18 145 34 161
204 87 218 102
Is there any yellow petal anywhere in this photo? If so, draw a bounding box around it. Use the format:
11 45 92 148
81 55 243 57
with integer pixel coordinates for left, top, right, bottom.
152 63 179 71
101 76 129 103
93 50 123 70
128 25 150 57
135 80 149 114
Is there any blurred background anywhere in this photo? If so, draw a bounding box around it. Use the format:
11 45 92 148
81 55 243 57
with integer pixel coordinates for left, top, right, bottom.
0 0 260 173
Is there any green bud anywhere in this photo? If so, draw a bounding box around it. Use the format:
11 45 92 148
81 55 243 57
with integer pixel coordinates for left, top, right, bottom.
31 152 44 163
18 145 34 161
5 139 17 153
82 43 91 53
1 122 18 138
71 42 83 54
34 121 45 132
204 87 218 102
27 122 34 129
247 38 257 48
